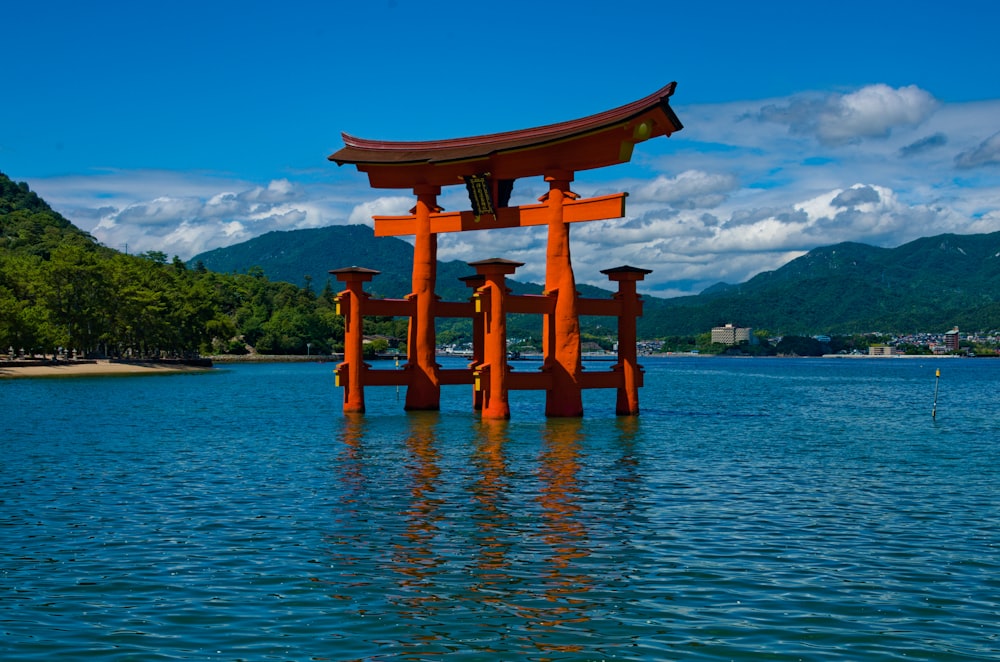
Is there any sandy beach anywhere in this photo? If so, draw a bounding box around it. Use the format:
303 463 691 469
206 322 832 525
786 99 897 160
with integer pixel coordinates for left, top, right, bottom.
0 360 213 379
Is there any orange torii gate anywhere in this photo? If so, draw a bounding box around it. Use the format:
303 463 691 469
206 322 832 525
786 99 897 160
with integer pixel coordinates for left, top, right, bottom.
328 83 683 418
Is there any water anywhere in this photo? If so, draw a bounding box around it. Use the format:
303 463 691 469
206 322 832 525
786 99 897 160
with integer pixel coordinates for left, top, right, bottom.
2 357 998 660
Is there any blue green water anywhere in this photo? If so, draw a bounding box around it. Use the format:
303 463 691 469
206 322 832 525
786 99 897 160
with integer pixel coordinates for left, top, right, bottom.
2 357 998 660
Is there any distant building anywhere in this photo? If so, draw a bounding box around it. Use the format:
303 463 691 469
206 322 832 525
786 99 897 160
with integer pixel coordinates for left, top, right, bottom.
944 326 960 351
868 344 897 356
712 323 754 345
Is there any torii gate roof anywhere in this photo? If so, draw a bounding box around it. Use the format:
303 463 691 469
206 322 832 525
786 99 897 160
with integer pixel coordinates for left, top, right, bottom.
329 82 682 189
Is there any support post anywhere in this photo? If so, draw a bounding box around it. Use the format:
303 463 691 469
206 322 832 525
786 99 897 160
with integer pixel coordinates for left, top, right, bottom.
602 265 652 416
470 258 523 420
405 185 442 410
330 266 380 413
542 171 583 417
461 274 486 411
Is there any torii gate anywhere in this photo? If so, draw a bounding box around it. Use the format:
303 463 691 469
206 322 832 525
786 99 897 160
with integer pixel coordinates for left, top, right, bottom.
329 83 683 418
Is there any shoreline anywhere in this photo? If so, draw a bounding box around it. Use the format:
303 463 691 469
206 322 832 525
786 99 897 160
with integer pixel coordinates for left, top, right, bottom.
0 359 214 379
2 352 983 379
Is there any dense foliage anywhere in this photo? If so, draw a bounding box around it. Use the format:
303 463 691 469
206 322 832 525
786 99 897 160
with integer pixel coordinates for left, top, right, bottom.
0 173 344 357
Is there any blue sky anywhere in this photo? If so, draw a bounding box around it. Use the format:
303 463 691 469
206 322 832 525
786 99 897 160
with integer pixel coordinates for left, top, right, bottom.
3 0 999 296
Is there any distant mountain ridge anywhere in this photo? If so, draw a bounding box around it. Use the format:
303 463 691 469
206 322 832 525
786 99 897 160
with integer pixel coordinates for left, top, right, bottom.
190 225 420 298
190 225 1000 335
641 232 1000 335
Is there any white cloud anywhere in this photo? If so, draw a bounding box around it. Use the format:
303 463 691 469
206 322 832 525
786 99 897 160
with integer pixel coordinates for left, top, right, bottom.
632 170 739 209
758 84 939 145
347 196 413 226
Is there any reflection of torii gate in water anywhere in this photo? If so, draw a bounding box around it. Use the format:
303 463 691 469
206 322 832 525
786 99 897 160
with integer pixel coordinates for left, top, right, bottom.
329 83 683 419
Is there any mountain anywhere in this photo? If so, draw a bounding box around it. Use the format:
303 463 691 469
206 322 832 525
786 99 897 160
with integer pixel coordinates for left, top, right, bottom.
640 233 1000 335
190 225 420 298
191 224 1000 335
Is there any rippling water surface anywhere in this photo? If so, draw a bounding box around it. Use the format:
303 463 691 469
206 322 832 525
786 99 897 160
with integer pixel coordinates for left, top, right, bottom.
2 357 998 660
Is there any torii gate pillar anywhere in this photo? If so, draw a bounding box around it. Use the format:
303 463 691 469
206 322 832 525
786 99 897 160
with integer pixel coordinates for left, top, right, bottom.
543 171 583 417
470 258 523 420
602 265 653 416
405 185 442 411
330 266 380 413
460 274 487 411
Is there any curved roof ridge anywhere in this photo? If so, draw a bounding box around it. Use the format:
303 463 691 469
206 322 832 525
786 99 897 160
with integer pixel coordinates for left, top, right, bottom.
329 83 683 187
338 82 677 153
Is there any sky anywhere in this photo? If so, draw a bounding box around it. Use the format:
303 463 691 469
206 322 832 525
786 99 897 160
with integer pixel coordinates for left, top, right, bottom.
3 0 1000 297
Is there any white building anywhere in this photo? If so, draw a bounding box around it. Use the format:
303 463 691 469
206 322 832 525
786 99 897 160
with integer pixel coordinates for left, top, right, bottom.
711 323 754 345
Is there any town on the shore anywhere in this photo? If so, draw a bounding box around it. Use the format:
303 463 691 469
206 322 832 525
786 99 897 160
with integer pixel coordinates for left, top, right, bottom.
429 323 999 359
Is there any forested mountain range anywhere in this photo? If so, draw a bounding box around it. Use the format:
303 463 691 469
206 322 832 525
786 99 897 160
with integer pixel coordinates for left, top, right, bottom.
192 224 1000 335
640 233 1000 335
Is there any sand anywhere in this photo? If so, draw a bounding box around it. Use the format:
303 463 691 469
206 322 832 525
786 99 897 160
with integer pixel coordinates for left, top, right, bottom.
0 360 213 379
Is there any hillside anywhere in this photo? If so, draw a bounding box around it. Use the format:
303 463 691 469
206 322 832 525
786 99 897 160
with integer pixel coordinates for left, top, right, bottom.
0 174 98 256
640 232 1000 335
191 225 419 298
193 223 1000 335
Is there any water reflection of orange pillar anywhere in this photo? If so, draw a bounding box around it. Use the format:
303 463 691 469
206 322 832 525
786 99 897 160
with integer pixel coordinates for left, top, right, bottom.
405 185 441 411
602 266 652 416
542 172 584 418
331 266 379 413
531 418 588 654
461 274 486 411
471 419 512 595
470 258 522 420
394 411 445 631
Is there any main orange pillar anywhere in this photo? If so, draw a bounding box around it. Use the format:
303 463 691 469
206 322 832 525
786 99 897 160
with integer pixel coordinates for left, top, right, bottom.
602 266 652 416
331 266 380 413
470 258 522 420
542 171 584 417
405 185 441 410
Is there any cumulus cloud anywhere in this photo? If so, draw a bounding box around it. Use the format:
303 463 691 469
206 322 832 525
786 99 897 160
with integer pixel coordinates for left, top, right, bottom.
758 84 938 145
109 196 205 227
955 131 1000 169
347 196 413 226
632 170 740 209
831 185 881 207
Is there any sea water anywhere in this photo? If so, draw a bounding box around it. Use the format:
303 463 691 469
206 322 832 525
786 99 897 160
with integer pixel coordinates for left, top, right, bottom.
1 357 998 660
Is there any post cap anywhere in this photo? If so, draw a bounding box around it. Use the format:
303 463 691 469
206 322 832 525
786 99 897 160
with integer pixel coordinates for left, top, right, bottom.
329 266 381 282
600 265 652 281
468 257 524 276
